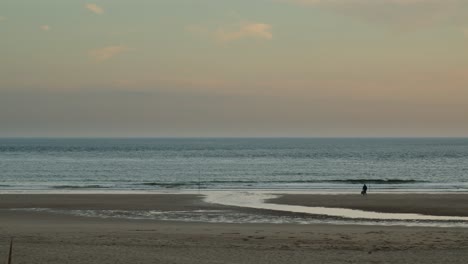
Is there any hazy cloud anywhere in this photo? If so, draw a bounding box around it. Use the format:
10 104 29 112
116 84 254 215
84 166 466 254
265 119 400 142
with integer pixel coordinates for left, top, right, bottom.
216 23 273 42
85 3 104 15
187 22 273 43
0 16 7 22
40 25 50 31
89 45 128 62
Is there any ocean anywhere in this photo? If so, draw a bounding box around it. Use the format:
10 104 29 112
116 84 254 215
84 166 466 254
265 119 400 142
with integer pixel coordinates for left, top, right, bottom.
1 138 467 192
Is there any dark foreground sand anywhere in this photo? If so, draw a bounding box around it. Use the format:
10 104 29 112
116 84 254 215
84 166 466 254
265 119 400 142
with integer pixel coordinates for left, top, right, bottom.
1 194 468 264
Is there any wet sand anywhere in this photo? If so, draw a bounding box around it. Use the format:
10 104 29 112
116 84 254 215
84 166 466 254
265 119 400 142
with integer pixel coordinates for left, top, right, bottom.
268 193 468 216
0 194 221 211
1 194 468 264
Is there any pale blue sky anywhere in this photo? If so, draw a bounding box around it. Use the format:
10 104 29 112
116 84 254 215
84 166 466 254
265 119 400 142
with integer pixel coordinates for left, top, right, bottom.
1 0 467 137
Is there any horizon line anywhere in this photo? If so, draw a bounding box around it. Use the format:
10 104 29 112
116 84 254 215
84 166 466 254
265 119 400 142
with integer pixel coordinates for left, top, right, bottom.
1 136 467 139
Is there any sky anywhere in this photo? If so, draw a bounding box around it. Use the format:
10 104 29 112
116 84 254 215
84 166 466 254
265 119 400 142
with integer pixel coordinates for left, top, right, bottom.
1 0 467 137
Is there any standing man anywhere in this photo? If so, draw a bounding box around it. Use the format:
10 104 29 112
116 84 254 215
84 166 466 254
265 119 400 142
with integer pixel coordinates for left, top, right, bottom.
361 184 368 195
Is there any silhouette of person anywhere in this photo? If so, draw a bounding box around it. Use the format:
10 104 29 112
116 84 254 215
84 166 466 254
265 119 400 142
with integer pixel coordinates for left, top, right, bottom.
361 184 368 195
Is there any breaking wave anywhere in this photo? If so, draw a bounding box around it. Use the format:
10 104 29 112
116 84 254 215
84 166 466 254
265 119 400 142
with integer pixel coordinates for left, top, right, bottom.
51 185 110 189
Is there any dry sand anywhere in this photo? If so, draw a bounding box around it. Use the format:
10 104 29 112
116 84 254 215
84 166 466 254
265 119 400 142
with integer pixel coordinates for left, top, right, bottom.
1 194 468 264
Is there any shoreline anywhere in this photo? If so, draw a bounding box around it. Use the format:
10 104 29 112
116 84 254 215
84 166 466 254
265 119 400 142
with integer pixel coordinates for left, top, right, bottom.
2 188 468 194
2 192 468 223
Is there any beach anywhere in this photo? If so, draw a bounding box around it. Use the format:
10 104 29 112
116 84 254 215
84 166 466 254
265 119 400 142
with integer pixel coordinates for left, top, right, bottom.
1 193 468 263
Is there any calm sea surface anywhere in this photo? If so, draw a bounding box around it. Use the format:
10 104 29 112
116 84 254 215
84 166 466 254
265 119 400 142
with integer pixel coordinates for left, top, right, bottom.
1 138 467 192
